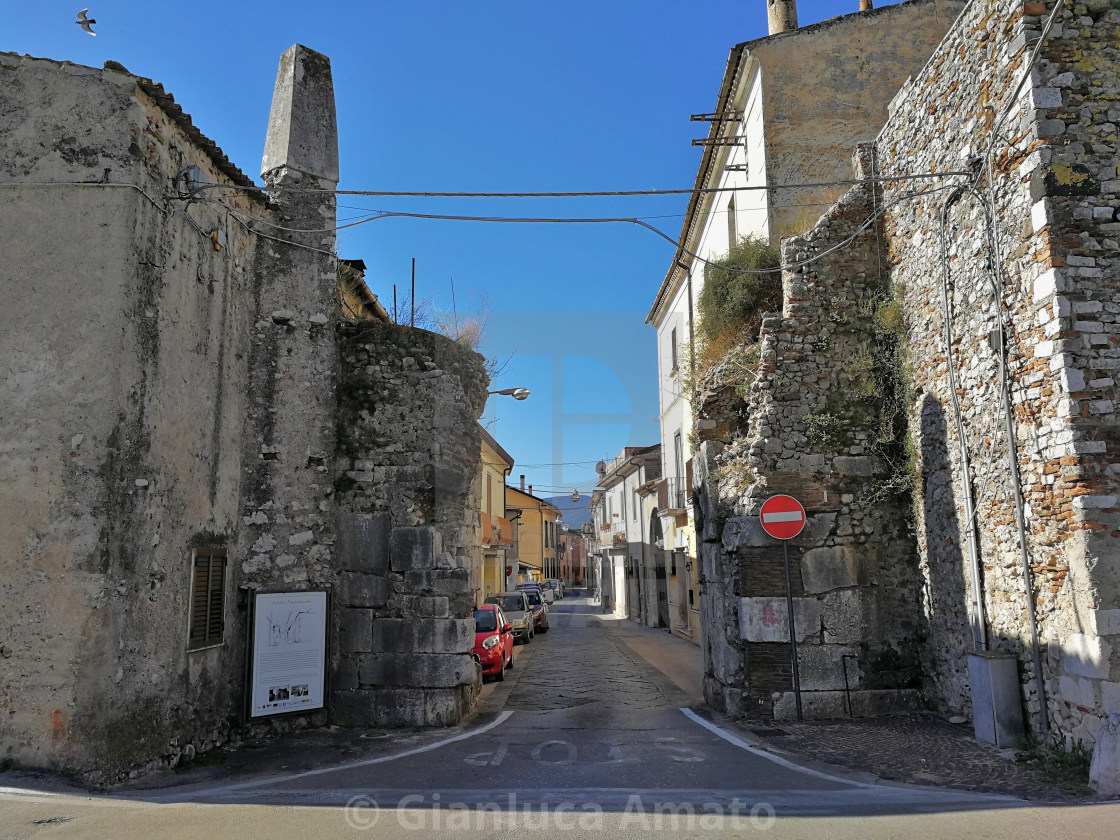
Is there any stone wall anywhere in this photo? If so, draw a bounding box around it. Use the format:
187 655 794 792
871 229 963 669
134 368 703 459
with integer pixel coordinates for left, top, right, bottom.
696 0 1120 749
874 0 1120 744
331 321 489 726
698 147 926 720
1 48 492 785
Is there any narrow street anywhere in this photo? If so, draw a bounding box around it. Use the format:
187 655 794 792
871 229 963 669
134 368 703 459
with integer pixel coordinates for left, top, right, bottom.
6 598 1118 838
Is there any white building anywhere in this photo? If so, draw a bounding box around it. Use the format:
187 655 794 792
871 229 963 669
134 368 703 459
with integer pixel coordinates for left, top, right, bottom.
590 446 660 623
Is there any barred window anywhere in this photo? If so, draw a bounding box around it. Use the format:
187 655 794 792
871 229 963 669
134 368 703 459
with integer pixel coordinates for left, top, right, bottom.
188 548 226 651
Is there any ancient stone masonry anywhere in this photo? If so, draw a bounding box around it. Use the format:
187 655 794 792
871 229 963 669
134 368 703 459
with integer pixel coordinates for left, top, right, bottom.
331 322 489 726
698 147 925 720
873 0 1120 749
696 1 1120 769
0 47 490 785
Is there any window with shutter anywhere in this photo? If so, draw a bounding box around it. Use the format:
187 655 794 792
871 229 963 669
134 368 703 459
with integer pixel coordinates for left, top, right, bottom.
188 548 227 651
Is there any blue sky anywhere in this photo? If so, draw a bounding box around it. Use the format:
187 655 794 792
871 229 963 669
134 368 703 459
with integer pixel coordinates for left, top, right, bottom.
5 1 890 499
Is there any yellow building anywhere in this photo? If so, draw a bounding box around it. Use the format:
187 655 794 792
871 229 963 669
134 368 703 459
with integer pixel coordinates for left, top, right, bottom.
505 484 561 583
478 426 515 604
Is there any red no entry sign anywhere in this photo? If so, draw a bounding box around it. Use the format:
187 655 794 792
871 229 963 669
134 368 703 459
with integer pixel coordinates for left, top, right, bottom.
760 494 806 540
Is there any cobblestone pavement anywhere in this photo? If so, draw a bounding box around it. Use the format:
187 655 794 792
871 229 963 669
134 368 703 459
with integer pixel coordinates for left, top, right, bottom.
738 713 1097 802
502 605 672 712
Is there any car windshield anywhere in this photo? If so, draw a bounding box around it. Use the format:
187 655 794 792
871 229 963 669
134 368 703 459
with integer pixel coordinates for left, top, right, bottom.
525 592 542 606
473 609 497 633
489 595 525 613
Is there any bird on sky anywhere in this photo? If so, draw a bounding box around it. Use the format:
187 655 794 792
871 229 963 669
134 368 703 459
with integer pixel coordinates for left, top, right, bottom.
76 9 96 36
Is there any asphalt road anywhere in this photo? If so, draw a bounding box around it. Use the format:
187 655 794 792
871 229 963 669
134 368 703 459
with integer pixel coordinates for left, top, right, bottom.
3 597 1119 838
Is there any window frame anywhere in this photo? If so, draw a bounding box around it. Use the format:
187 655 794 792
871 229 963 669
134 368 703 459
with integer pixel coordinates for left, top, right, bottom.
188 547 227 652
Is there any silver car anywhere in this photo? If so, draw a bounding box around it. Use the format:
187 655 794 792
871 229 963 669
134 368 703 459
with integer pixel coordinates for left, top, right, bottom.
485 592 534 643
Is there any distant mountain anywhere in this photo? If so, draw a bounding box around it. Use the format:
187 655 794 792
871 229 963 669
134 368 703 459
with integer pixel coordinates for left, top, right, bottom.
544 495 592 531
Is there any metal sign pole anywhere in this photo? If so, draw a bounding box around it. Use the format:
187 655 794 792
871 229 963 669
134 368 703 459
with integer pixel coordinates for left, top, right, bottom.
782 540 803 723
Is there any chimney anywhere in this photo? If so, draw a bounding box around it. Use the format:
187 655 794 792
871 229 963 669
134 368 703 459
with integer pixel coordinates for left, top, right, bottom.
860 0 873 10
528 485 533 495
520 474 525 491
767 0 798 34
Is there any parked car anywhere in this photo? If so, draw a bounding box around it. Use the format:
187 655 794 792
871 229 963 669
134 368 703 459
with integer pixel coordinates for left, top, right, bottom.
518 586 549 632
519 580 554 604
472 604 514 680
545 579 564 599
485 591 534 643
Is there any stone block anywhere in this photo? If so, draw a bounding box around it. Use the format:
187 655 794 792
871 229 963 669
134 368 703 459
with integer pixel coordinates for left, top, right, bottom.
262 45 339 181
738 597 820 642
830 456 882 476
425 686 474 726
775 689 922 720
1060 675 1096 709
773 690 847 720
332 688 428 727
359 653 475 688
335 511 390 574
1063 633 1113 679
1102 681 1120 715
820 589 865 644
338 571 389 608
392 594 450 618
1091 714 1120 796
332 659 359 691
800 546 869 595
390 527 443 572
797 645 859 691
371 617 473 654
338 608 373 653
403 568 472 596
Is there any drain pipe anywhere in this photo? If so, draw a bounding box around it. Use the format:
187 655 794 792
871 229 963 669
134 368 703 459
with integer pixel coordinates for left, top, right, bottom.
937 194 988 653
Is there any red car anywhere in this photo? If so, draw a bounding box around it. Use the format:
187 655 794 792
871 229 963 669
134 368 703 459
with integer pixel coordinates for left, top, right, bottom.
472 604 514 680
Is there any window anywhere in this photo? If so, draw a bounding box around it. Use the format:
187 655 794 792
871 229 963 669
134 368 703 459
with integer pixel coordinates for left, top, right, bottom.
670 327 678 372
188 547 226 650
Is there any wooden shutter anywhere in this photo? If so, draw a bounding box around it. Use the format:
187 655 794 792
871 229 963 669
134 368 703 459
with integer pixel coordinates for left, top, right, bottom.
188 548 226 650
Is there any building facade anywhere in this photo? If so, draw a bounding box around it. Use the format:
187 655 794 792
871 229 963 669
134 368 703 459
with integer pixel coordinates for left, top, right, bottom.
478 426 516 603
505 484 562 583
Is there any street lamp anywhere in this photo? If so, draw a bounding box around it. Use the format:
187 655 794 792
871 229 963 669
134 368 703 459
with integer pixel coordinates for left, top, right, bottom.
570 489 580 503
488 387 530 401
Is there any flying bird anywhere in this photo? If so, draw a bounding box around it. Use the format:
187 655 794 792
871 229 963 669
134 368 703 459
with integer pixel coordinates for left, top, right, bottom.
76 9 96 36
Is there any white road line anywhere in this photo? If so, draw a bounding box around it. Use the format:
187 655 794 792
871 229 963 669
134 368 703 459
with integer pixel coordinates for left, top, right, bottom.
678 708 872 789
150 710 515 802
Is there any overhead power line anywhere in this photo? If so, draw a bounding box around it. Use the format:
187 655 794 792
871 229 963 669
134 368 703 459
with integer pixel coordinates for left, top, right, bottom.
187 169 971 199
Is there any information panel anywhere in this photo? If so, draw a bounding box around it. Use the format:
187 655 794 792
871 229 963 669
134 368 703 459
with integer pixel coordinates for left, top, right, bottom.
249 590 328 718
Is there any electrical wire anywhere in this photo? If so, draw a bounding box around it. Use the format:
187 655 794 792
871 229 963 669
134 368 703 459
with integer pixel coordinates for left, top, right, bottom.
187 169 973 199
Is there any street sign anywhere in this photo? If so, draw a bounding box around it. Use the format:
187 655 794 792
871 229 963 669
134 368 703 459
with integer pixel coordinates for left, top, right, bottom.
760 494 806 540
759 493 807 722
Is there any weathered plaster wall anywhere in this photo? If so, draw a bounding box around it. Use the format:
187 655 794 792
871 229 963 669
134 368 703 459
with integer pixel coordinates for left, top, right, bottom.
331 322 488 726
0 54 267 781
751 0 966 240
875 0 1120 744
698 148 925 720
